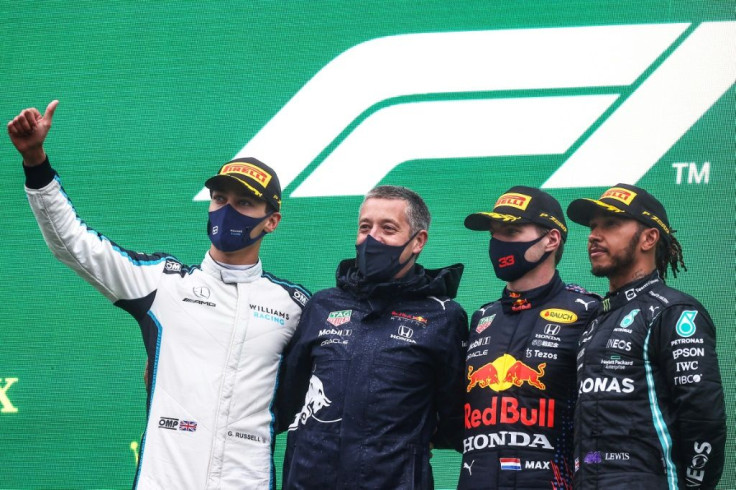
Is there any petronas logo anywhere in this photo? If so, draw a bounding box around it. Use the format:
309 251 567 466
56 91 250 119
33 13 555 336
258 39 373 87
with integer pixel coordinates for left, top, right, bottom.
675 310 698 338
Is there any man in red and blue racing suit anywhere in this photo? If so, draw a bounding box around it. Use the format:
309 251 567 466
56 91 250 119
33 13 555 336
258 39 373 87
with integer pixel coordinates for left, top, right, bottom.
8 100 309 489
458 186 598 489
567 184 726 489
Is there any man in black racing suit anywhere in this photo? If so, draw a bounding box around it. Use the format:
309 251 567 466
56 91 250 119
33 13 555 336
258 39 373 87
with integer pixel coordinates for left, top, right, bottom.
567 183 726 489
458 186 598 489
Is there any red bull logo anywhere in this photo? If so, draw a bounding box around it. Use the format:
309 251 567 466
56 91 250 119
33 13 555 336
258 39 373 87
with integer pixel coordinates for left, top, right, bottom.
391 311 428 324
467 354 546 392
465 397 555 429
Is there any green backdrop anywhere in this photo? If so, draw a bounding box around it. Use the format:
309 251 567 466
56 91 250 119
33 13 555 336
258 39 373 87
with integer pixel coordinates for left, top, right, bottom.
1 2 733 488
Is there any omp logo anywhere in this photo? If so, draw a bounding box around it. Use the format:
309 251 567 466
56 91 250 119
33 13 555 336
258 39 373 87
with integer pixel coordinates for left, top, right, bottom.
193 23 736 200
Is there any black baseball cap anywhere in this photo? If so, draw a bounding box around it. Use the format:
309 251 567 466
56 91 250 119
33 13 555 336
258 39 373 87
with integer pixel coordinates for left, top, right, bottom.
566 183 671 238
464 186 568 241
205 157 282 211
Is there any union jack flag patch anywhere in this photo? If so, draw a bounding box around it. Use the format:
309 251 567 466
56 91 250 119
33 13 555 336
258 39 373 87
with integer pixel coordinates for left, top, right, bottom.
179 420 197 432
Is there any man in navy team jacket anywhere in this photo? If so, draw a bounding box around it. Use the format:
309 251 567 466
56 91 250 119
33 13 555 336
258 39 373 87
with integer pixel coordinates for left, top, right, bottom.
277 185 468 489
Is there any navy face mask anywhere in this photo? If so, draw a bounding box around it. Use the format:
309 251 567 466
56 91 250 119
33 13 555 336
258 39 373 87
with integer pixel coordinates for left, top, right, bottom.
489 232 551 282
208 204 270 252
355 233 417 282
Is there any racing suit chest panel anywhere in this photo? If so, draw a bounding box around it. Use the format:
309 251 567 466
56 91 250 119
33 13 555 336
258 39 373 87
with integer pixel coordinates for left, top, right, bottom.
574 278 678 487
141 269 302 489
461 286 595 490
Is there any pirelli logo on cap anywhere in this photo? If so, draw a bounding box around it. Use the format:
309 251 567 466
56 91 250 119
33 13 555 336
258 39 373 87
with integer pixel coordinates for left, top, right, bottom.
221 163 272 187
494 192 532 211
600 187 637 206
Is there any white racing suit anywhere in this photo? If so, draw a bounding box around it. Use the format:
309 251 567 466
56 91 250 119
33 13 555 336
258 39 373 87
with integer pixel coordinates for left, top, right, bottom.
24 159 309 489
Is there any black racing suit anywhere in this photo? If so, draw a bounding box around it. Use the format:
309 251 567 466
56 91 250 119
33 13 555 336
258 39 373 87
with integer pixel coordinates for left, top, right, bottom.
574 271 726 489
458 272 598 489
277 260 468 489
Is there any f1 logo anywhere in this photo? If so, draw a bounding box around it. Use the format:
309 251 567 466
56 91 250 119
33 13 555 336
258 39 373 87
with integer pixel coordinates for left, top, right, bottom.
194 22 736 200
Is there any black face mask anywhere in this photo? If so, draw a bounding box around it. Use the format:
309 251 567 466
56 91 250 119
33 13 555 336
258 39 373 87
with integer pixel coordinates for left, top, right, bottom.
489 232 551 282
355 233 417 282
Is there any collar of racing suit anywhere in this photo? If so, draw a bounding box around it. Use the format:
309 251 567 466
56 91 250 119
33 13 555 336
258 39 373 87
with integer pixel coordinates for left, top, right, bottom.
499 270 563 314
600 270 661 313
201 252 263 284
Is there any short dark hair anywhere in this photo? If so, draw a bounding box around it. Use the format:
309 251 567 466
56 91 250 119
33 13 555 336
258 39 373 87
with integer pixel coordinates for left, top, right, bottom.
363 185 431 234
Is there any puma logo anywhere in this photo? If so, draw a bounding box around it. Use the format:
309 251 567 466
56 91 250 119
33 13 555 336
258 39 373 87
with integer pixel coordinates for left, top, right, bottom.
575 298 596 311
429 296 451 310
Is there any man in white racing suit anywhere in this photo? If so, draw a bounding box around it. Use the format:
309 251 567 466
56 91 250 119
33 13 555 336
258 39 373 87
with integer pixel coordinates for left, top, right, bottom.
7 100 310 489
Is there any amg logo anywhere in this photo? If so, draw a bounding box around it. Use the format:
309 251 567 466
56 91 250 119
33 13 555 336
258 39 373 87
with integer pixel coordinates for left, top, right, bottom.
183 298 216 307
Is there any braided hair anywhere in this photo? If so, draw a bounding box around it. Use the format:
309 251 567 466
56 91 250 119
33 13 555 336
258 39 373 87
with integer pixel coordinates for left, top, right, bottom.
656 231 687 280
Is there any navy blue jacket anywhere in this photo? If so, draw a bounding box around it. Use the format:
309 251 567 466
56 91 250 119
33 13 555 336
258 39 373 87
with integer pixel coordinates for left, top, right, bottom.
277 260 468 489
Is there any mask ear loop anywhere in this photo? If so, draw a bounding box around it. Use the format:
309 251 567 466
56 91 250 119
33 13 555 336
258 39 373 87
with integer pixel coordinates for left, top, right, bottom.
399 230 422 267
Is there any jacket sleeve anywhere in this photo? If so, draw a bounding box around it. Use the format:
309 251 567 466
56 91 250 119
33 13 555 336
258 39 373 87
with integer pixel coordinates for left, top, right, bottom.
651 302 726 489
24 159 171 303
274 298 316 433
431 302 469 451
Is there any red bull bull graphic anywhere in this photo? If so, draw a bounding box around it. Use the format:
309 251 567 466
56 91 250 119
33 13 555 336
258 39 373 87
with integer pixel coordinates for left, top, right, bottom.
465 397 556 429
467 354 546 392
